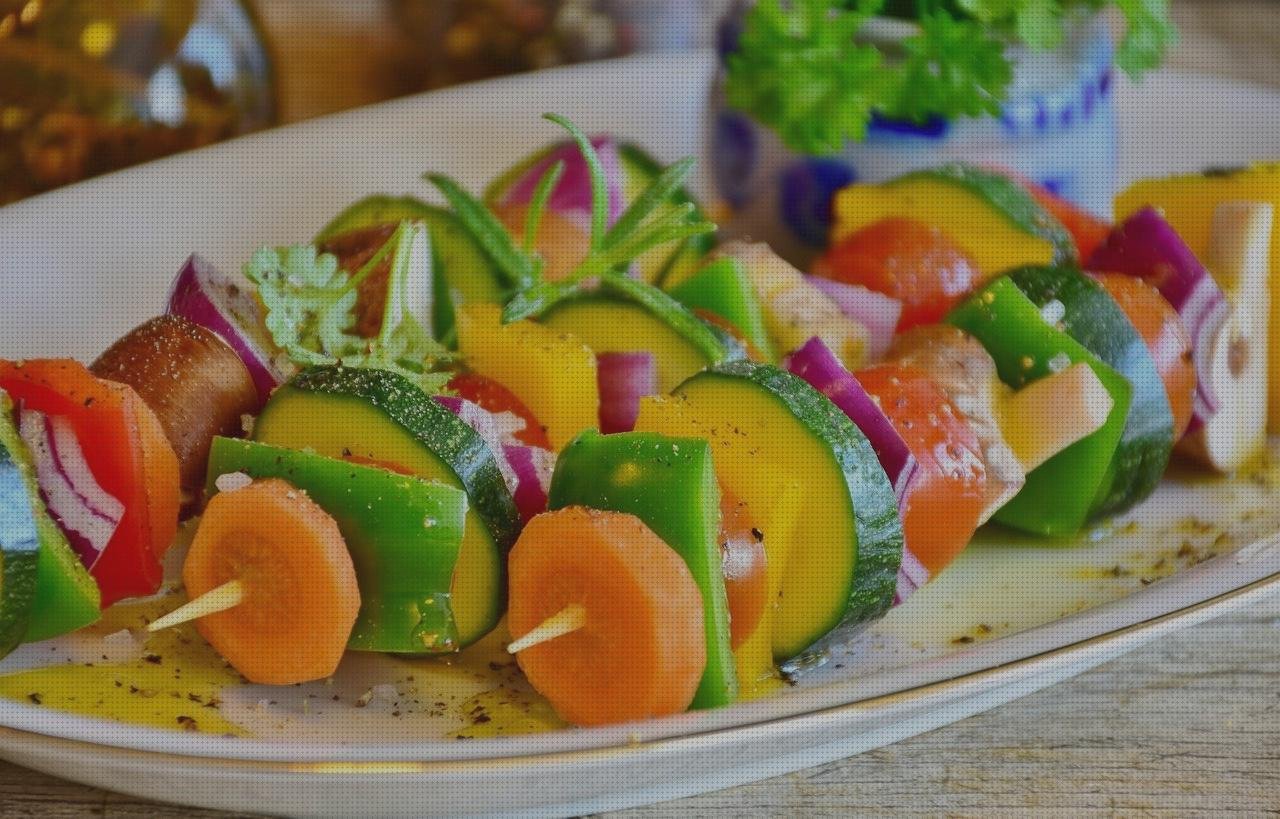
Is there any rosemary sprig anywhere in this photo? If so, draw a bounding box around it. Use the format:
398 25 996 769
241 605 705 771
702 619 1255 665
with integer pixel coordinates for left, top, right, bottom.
424 113 717 324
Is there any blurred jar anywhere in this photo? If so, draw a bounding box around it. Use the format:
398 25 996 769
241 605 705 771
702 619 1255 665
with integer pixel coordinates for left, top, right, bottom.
0 0 275 205
387 0 725 92
713 5 1118 261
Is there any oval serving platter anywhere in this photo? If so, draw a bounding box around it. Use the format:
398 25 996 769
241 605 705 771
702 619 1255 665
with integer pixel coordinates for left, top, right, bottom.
0 51 1279 817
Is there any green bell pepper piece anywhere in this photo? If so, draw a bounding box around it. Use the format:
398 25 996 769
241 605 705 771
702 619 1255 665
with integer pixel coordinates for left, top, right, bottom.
667 258 777 362
0 392 99 644
947 277 1132 536
1009 266 1174 517
547 429 737 709
206 437 469 654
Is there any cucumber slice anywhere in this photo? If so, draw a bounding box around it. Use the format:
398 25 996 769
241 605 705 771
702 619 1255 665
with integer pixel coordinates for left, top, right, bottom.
317 195 507 340
207 437 470 653
253 366 520 647
541 277 736 393
637 361 902 663
1009 266 1174 515
0 392 99 646
617 144 714 285
549 430 737 709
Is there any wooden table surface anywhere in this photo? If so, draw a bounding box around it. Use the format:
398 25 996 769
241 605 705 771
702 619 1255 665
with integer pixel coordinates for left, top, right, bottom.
3 1 1279 815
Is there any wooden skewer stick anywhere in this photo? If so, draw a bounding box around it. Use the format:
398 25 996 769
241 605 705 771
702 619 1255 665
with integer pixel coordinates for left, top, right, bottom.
507 603 587 654
147 579 246 632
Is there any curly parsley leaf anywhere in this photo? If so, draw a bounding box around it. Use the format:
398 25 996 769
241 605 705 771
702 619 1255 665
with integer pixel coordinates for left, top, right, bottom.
724 0 889 155
893 11 1014 123
245 221 453 393
1110 0 1178 77
725 0 1175 154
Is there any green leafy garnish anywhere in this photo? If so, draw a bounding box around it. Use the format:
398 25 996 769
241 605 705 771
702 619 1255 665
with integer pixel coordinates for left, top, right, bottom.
424 113 717 324
725 0 1177 155
245 221 453 393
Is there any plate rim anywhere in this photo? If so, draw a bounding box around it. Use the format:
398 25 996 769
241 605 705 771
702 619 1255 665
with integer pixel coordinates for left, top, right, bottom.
0 558 1275 770
2 53 1280 765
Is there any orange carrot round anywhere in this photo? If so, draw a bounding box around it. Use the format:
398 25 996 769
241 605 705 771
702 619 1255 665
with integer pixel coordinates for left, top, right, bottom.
182 479 360 685
507 506 706 727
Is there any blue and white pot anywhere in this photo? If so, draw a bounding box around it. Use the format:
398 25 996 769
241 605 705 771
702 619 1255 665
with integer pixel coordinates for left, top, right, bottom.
711 9 1118 262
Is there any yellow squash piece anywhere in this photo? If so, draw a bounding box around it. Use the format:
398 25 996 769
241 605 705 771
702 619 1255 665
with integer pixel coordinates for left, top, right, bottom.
831 174 1062 277
1116 163 1280 429
729 482 803 698
633 368 899 666
455 303 598 451
539 297 714 394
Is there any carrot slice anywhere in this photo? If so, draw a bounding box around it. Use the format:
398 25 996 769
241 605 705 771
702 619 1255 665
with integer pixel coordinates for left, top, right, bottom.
182 479 360 685
507 507 706 727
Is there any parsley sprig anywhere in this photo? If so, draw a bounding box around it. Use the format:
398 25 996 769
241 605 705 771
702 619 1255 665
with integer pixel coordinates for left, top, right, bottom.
725 0 1177 155
245 220 454 393
425 113 717 323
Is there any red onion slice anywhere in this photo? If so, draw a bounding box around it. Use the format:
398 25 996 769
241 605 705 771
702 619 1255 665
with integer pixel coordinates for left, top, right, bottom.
1088 207 1229 420
17 409 123 569
787 338 917 501
597 352 659 434
167 254 292 407
503 443 553 524
807 276 902 361
786 337 926 604
434 395 554 523
894 546 930 606
497 136 625 226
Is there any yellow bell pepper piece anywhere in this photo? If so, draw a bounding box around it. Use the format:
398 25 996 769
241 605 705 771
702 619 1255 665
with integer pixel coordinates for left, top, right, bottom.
454 303 598 451
1116 163 1280 429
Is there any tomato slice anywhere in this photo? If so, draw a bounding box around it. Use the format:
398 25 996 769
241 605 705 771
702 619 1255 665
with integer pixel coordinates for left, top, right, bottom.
717 487 767 650
856 364 987 575
0 360 180 607
1091 273 1196 438
446 373 552 449
814 217 978 332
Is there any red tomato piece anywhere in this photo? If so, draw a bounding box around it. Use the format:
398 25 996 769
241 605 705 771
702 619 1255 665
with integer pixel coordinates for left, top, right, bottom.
0 359 180 607
446 373 552 450
1091 273 1196 438
856 364 987 575
717 488 767 650
813 217 978 331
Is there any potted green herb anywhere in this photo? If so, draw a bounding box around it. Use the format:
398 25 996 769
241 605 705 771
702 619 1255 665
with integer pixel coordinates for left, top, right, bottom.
713 0 1176 252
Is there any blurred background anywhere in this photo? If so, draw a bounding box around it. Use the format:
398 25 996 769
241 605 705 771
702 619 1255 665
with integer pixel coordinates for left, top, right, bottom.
0 0 1273 205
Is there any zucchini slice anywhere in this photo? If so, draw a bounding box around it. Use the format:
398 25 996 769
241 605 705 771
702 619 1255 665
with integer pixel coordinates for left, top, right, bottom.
636 361 901 664
254 366 520 647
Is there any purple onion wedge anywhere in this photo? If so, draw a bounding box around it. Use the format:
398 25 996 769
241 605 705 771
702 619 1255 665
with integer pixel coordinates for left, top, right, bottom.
597 352 658 434
1088 207 1229 423
167 255 291 407
786 337 926 602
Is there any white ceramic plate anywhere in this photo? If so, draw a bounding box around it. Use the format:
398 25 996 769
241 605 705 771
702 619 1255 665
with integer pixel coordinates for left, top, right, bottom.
1 52 1279 817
